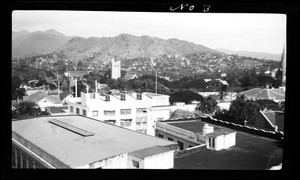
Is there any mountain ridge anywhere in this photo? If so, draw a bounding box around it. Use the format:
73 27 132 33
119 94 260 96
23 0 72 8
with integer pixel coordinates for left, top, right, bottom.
12 29 221 61
216 48 281 61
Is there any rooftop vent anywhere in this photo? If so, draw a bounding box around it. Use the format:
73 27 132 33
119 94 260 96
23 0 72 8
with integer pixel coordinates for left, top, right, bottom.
203 123 214 135
49 119 94 137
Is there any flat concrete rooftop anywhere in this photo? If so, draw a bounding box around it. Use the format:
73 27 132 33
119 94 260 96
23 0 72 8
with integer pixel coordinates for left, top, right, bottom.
171 120 283 169
12 115 176 168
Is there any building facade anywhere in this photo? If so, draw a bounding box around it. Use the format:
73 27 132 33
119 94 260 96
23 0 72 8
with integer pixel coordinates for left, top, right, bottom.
68 91 170 136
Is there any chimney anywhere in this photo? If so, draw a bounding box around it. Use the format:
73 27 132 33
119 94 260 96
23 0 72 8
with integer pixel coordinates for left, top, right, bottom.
203 123 214 135
95 80 98 94
75 78 78 98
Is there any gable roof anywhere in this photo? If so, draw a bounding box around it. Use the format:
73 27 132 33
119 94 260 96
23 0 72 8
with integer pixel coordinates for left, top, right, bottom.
238 88 285 102
45 106 68 114
26 91 61 104
69 71 89 78
262 110 284 132
59 92 72 101
123 72 138 80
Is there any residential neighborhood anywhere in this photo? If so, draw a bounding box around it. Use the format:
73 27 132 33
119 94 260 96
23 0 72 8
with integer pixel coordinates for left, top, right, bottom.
10 10 288 174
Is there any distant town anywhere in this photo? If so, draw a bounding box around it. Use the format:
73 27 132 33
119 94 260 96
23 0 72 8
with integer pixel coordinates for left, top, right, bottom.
11 29 285 170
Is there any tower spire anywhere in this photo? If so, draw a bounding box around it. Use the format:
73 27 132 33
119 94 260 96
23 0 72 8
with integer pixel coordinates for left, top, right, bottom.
281 44 286 86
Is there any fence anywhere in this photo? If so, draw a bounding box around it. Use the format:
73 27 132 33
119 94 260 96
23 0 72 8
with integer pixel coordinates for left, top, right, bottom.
201 116 284 140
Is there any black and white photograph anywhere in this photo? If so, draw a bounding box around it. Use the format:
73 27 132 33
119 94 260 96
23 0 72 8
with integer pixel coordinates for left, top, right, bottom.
9 2 292 174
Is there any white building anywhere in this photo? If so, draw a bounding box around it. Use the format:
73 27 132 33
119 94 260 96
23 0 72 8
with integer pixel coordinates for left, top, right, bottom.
205 123 236 151
68 89 170 136
111 58 121 79
12 115 177 169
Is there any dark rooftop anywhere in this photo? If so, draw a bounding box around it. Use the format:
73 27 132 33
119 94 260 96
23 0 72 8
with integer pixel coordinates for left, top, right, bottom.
172 120 283 169
46 106 68 114
168 120 223 135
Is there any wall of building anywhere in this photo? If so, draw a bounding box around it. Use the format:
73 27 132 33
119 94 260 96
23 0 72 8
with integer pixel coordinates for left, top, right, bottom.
12 142 49 169
142 151 174 169
127 154 143 169
67 92 170 136
155 130 199 151
12 132 69 169
84 153 128 169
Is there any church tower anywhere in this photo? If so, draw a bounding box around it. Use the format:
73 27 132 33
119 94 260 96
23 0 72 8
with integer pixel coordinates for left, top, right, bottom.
281 44 286 86
111 57 121 79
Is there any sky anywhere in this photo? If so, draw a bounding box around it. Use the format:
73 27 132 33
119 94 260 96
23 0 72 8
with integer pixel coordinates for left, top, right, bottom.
12 10 286 54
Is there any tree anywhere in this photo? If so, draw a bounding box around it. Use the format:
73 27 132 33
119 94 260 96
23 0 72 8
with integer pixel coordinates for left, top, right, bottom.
256 99 283 111
197 96 218 114
224 95 261 124
12 76 23 100
169 90 204 104
12 101 48 119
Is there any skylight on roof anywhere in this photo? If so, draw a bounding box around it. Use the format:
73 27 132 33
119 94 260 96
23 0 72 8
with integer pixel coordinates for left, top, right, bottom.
49 119 94 137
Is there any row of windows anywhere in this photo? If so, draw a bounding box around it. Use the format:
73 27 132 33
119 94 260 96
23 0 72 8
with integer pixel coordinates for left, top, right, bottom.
157 133 194 151
136 122 147 126
120 119 132 127
12 146 45 169
71 107 147 117
152 108 170 112
92 108 147 117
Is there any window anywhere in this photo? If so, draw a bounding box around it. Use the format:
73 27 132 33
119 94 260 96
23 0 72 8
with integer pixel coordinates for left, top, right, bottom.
168 137 173 141
136 108 147 114
76 108 80 114
157 117 164 121
136 117 144 123
70 106 74 113
92 111 98 117
177 141 184 150
120 109 131 115
158 134 164 138
137 93 142 100
105 95 110 101
120 119 132 127
12 147 17 168
83 110 86 116
90 93 95 99
121 94 126 101
209 138 215 148
22 153 27 168
132 160 139 168
104 120 116 124
104 110 115 116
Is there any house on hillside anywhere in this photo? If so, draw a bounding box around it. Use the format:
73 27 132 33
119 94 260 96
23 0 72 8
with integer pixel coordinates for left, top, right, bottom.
238 88 285 103
23 91 62 111
123 72 138 81
245 110 284 133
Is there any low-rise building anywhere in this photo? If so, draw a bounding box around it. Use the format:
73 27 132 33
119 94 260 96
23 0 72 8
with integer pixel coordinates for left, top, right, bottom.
245 110 284 133
238 88 285 103
12 115 177 169
164 119 283 169
23 91 62 111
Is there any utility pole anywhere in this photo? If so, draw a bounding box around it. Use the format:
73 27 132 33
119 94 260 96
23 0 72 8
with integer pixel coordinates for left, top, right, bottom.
57 71 60 98
155 69 158 94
